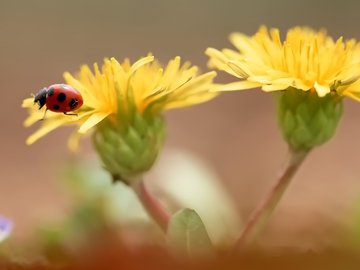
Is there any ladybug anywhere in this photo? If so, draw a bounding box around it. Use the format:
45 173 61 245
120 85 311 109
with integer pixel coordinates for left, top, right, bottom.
34 84 83 118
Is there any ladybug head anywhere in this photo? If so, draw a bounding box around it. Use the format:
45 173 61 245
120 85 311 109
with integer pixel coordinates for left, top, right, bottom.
34 87 48 110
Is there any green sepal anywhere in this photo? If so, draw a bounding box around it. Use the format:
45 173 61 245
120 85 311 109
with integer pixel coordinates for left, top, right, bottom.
115 82 127 124
276 87 343 152
92 114 166 183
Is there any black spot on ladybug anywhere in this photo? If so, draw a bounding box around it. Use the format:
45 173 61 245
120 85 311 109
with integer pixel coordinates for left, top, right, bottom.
52 104 60 110
47 88 54 96
69 98 78 109
57 92 66 103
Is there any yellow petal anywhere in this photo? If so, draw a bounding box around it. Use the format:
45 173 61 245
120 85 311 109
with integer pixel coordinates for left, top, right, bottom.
67 130 82 152
216 81 261 91
164 91 217 110
22 98 34 108
207 26 360 100
26 119 66 145
227 61 252 78
229 32 258 56
343 90 360 102
78 112 110 133
314 81 330 97
161 56 182 85
24 112 44 127
24 55 217 148
128 55 154 76
205 48 229 63
261 84 289 91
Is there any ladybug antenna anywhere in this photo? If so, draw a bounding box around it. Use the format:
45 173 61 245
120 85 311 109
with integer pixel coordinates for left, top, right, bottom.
31 93 35 104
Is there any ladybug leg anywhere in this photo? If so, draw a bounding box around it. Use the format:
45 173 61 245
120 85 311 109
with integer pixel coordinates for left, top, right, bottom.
39 109 48 121
63 112 78 116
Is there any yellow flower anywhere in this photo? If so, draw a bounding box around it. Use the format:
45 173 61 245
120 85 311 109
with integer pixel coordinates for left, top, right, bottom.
22 55 217 147
206 26 360 151
206 26 360 100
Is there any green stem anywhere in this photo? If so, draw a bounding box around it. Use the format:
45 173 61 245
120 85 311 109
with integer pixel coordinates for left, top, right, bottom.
235 149 309 251
131 177 171 232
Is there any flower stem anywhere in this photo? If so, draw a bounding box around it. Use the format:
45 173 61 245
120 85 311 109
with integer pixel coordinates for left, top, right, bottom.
235 149 309 251
131 177 171 232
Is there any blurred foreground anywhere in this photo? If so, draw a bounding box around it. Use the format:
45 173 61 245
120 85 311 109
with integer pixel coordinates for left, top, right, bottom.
1 150 360 269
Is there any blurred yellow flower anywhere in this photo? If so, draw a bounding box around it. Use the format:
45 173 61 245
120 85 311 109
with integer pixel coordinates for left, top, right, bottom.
22 55 217 146
206 26 360 100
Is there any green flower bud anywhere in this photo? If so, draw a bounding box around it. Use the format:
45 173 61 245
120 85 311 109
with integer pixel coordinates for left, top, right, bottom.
92 113 166 184
276 87 343 152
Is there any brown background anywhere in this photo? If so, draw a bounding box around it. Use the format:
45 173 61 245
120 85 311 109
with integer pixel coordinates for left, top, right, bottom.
2 0 360 248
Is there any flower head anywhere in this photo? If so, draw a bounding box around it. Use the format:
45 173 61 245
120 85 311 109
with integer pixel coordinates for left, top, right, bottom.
23 55 217 147
206 26 360 99
206 26 360 151
23 55 217 179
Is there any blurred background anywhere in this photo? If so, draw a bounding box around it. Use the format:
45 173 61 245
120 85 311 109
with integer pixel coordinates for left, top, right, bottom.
2 0 360 250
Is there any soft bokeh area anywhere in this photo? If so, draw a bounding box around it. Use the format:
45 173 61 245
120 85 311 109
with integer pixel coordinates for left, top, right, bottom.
2 0 360 252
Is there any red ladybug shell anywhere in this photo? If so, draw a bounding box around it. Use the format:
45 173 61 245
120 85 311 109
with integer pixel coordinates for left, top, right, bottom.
45 84 83 113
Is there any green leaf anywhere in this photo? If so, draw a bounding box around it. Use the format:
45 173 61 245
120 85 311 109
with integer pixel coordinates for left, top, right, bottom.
167 208 214 258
